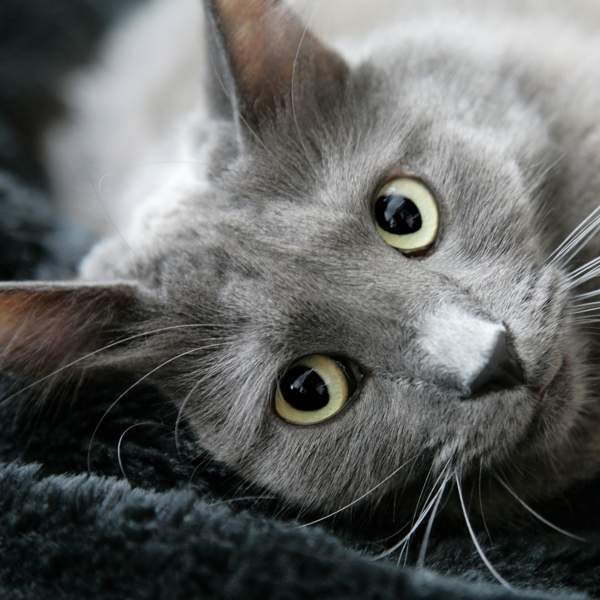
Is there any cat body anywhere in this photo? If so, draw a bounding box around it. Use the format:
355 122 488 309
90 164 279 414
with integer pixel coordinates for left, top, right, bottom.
4 0 600 525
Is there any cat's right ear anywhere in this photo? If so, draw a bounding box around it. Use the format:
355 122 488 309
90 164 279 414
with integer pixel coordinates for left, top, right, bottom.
203 0 349 138
0 282 151 383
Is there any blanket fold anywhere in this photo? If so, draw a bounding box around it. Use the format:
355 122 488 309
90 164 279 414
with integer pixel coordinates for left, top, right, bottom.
0 461 574 600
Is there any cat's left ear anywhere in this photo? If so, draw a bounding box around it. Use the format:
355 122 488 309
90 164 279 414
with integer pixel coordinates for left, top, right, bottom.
204 0 349 133
0 282 149 379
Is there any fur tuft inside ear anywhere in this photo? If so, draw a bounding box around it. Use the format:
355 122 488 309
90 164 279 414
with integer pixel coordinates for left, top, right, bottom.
204 0 349 132
0 282 148 379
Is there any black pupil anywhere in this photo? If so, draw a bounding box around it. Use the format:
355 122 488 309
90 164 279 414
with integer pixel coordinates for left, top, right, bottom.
280 366 329 412
375 193 422 235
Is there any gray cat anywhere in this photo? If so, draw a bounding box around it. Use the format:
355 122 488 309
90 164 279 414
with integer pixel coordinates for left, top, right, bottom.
2 0 600 553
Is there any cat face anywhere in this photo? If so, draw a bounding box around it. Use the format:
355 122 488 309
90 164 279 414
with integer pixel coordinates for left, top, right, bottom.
78 1 591 516
2 0 596 520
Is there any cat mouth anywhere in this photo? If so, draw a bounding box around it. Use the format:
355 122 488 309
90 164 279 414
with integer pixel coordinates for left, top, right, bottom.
511 355 570 457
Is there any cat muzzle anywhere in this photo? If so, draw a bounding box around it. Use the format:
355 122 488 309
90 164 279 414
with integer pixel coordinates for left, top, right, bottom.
420 305 525 398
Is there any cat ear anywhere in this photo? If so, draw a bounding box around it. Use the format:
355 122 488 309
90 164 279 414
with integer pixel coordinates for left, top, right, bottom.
204 0 349 133
0 282 148 379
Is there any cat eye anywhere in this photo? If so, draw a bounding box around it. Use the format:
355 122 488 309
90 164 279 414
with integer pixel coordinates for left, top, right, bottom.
373 177 439 254
275 355 358 425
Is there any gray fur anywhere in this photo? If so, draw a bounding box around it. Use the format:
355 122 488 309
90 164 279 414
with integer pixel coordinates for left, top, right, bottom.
12 0 600 521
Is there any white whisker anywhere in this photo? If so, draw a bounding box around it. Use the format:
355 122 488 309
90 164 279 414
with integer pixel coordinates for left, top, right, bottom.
547 206 600 267
117 421 157 481
567 256 600 281
290 1 320 183
478 462 493 544
174 378 205 455
567 256 600 289
1 323 229 404
569 270 600 289
86 342 228 473
297 455 417 529
574 289 600 301
90 172 136 256
576 320 600 327
571 304 600 315
397 464 434 566
204 13 269 153
409 462 435 536
496 476 585 542
456 473 513 591
571 300 600 310
416 476 449 567
373 468 450 561
209 495 278 508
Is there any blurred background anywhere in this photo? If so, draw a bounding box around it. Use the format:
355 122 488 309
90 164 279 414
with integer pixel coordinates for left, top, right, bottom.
3 0 599 236
0 0 144 187
0 0 144 279
37 0 396 234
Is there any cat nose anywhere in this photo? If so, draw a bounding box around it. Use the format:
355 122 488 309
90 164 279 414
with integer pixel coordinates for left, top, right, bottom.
464 325 525 396
420 305 525 397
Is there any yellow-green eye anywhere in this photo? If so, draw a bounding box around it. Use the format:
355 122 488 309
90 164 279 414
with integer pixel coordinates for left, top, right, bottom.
374 178 439 254
275 355 356 425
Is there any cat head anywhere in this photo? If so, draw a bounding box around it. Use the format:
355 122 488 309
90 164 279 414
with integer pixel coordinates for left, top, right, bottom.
2 0 597 521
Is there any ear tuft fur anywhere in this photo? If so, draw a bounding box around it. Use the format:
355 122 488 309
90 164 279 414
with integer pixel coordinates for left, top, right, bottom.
0 282 146 379
204 0 349 132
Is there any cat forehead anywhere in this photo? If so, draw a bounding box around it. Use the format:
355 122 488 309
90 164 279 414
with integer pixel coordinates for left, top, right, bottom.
214 136 528 249
230 104 530 214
